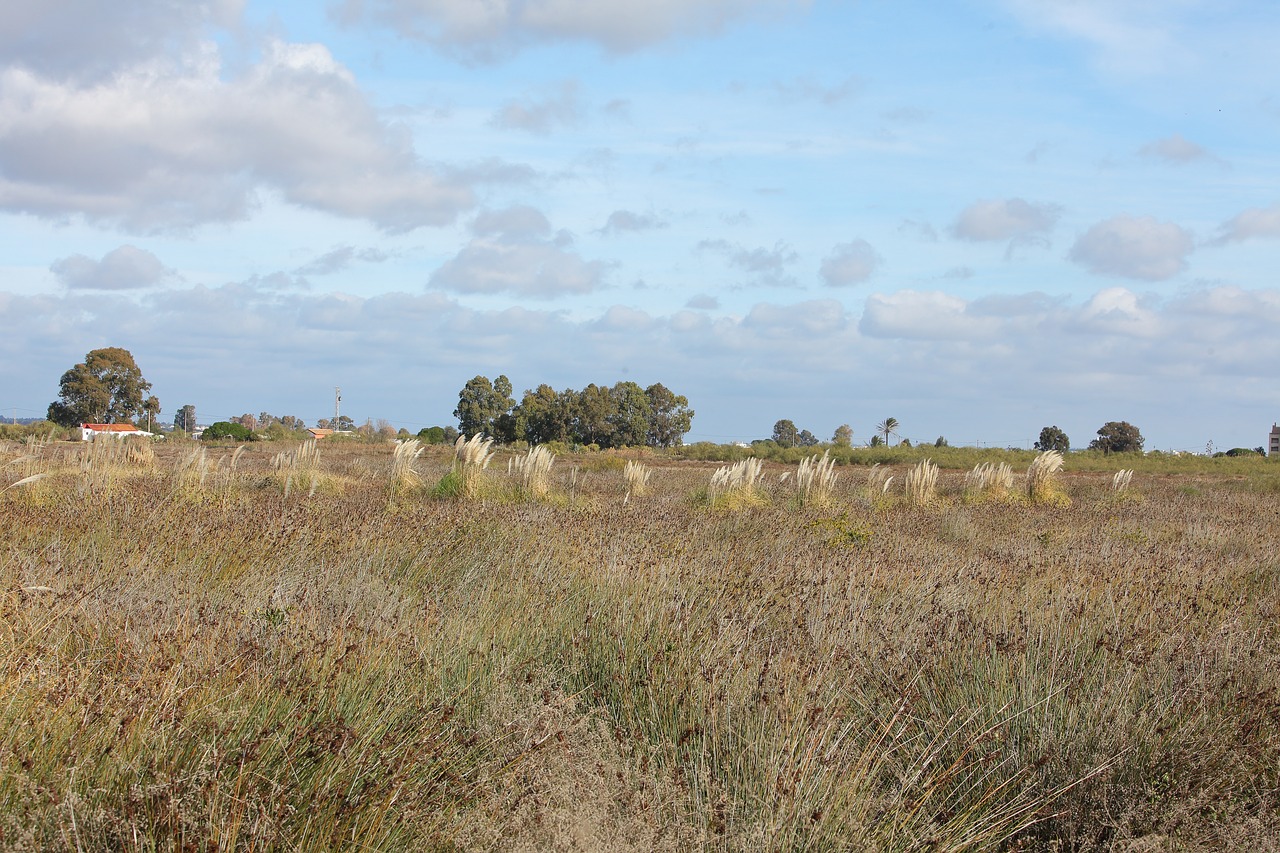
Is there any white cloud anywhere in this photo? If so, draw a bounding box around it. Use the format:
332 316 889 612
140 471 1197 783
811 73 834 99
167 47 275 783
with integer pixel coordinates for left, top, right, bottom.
0 39 473 232
1068 215 1194 280
294 246 390 276
1072 287 1160 338
334 0 809 60
1212 204 1280 245
1138 133 1211 164
698 239 799 288
952 198 1061 242
819 239 880 287
430 206 607 297
860 290 1000 340
492 81 581 134
599 210 668 235
999 0 1193 74
50 245 174 290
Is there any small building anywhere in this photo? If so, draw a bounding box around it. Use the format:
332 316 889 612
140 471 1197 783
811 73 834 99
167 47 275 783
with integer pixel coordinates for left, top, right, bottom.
307 428 335 440
76 423 153 441
1270 424 1280 457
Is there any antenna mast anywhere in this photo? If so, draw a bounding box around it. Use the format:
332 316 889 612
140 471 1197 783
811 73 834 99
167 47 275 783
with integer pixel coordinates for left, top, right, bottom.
334 387 341 431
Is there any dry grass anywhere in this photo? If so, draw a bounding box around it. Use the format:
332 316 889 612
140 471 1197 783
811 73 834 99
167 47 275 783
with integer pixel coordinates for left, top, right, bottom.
796 450 838 506
1 441 1277 850
904 458 939 506
390 438 424 494
965 460 1015 499
623 459 653 501
1027 449 1067 505
707 457 766 508
508 444 556 500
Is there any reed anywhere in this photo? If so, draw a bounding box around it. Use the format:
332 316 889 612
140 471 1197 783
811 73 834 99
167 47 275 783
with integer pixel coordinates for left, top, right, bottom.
796 450 838 506
1027 450 1066 504
904 458 939 505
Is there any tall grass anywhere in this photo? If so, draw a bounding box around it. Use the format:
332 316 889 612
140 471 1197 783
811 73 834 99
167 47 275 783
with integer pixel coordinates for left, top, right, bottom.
435 434 495 499
795 450 838 506
707 457 765 508
622 459 652 501
1 443 1276 849
390 438 424 494
904 458 939 505
965 460 1014 499
1027 450 1066 505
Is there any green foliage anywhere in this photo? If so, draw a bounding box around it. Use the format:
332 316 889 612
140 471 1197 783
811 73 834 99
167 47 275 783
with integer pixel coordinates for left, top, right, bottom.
417 425 448 444
201 421 253 442
1090 421 1144 454
772 419 800 448
935 436 949 448
47 347 154 427
833 424 854 447
482 379 694 449
1035 425 1070 452
454 375 515 439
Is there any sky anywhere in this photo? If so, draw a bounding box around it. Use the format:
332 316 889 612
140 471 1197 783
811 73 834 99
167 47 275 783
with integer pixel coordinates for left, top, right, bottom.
2 0 1279 451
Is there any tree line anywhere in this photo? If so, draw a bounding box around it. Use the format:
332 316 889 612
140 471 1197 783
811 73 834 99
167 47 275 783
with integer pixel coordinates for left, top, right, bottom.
451 376 694 449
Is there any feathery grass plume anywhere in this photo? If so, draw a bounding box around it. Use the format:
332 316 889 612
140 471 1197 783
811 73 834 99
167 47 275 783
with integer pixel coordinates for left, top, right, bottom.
390 439 424 494
904 458 939 506
708 457 766 509
1027 450 1067 504
796 450 838 506
1112 469 1134 492
866 463 894 497
175 445 210 490
965 461 1015 498
435 434 495 500
3 473 48 491
271 439 320 494
510 444 556 500
622 459 653 502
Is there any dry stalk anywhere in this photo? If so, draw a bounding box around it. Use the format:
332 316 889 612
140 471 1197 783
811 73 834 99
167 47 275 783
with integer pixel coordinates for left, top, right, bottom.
904 459 939 506
965 461 1014 497
1111 469 1134 492
623 460 653 501
709 457 765 504
1027 450 1065 504
797 450 838 505
510 444 556 499
390 439 424 492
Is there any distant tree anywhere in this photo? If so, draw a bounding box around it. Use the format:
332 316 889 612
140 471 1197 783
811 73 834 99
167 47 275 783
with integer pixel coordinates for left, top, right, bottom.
201 421 252 442
644 383 694 448
772 419 800 448
900 438 912 448
797 429 819 447
443 426 460 444
280 415 304 431
515 384 573 445
607 381 653 447
1224 447 1264 457
315 418 332 430
336 415 355 431
572 384 616 447
417 426 447 444
174 404 197 433
876 417 900 446
1035 425 1070 453
1089 421 1144 454
455 375 515 439
869 435 884 447
140 396 161 431
234 413 258 431
47 347 154 427
833 424 854 447
934 436 948 448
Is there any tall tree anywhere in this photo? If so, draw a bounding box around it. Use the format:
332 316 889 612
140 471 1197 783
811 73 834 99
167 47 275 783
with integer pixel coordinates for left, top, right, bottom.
607 381 653 448
1035 425 1070 452
644 383 694 448
832 424 854 447
1089 421 1144 454
47 347 155 427
454 375 515 439
515 384 573 445
174 404 196 433
572 384 615 447
772 419 800 448
876 417 900 446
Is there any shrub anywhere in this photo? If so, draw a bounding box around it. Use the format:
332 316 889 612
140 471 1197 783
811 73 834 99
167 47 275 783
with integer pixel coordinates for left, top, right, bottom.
202 421 253 442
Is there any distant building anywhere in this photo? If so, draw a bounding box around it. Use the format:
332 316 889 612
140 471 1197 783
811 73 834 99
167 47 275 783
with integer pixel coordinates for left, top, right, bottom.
1270 423 1280 457
307 428 335 440
76 423 153 441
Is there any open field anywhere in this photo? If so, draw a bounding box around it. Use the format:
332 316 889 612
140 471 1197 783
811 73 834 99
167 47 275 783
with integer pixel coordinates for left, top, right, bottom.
2 438 1279 850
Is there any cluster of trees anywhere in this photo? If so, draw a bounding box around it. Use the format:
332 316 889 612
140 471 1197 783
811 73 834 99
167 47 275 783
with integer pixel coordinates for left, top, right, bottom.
1036 422 1146 454
452 376 694 448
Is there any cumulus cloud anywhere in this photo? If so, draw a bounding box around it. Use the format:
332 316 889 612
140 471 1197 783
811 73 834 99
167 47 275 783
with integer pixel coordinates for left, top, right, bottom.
599 210 668 235
0 39 473 232
819 239 880 287
698 239 798 288
1068 215 1194 281
334 0 808 60
771 75 861 106
50 245 174 290
898 219 938 242
1211 204 1280 245
429 205 607 297
492 81 581 133
952 198 1061 243
860 290 999 340
1139 133 1211 164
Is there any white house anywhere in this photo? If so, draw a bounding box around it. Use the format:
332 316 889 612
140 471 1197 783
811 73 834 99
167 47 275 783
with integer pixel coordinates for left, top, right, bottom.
76 423 154 441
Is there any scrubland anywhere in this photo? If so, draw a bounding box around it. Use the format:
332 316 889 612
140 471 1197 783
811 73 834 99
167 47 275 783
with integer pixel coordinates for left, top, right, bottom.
1 437 1278 851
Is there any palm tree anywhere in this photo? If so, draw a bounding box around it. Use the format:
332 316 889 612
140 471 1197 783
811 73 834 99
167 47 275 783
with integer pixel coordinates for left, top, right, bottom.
876 417 900 446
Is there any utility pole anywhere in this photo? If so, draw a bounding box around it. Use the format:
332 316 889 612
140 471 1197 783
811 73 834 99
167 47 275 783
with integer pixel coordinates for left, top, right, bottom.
334 387 341 432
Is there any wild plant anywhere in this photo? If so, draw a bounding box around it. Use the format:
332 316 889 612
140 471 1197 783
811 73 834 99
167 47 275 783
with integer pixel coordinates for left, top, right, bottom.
796 450 838 506
904 458 939 505
390 438 424 493
1112 469 1134 492
272 440 321 496
965 461 1014 499
509 444 556 500
175 445 211 491
708 457 765 508
1027 450 1067 504
866 463 893 498
435 434 495 499
623 459 652 501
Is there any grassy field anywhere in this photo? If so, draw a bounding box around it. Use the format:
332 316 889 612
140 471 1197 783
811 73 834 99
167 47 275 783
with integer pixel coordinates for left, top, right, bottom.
2 437 1278 850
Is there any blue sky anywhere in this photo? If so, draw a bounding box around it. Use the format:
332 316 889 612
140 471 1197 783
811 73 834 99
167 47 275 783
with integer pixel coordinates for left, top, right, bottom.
2 0 1279 451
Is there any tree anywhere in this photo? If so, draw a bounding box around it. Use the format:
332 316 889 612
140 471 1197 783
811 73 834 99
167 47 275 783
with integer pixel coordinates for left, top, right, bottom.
455 375 515 439
772 419 800 448
47 347 155 427
141 396 161 431
797 429 819 447
174 404 197 433
607 381 653 448
833 424 854 447
644 383 694 448
571 384 615 447
201 421 252 442
934 436 948 448
234 413 258 431
876 417 900 446
1089 421 1144 454
1035 425 1070 453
